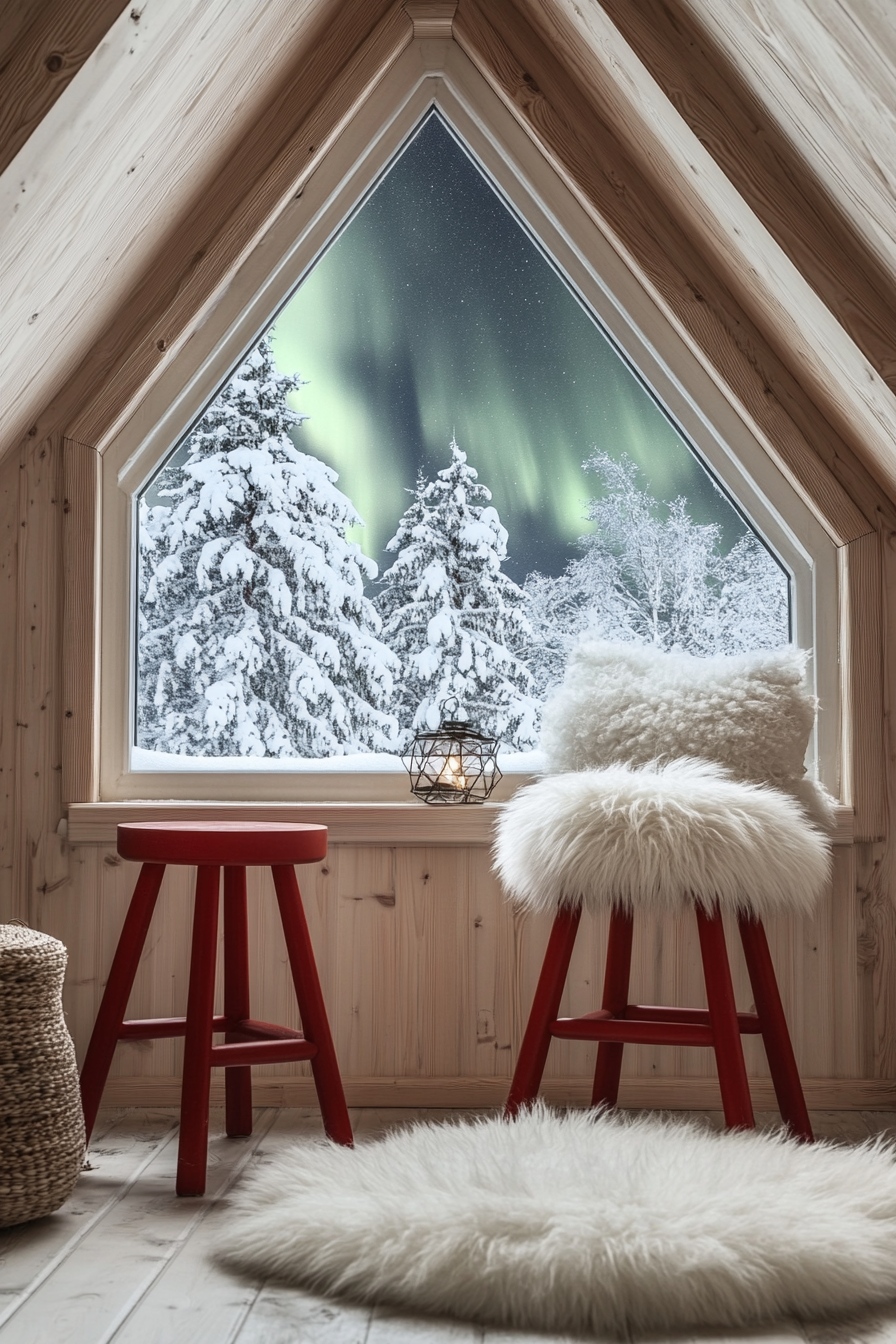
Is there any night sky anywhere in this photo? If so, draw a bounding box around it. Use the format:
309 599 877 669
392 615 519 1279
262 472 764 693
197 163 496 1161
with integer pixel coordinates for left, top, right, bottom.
167 113 753 586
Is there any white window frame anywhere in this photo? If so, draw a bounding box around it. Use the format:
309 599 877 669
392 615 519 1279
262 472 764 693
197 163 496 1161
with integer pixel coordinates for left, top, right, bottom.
98 37 840 804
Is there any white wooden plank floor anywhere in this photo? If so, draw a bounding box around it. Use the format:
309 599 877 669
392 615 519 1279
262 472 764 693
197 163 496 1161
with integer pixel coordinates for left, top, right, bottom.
0 1108 893 1344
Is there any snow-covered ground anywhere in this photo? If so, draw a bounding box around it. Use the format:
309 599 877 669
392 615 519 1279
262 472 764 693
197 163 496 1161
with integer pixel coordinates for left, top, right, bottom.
130 747 547 774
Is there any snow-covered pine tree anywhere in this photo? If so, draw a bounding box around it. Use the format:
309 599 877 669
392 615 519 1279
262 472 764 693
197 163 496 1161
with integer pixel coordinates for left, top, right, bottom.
522 451 789 695
137 334 399 758
376 437 538 749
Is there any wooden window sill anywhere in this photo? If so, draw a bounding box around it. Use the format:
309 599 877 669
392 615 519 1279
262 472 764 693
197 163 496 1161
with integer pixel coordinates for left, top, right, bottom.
64 800 855 848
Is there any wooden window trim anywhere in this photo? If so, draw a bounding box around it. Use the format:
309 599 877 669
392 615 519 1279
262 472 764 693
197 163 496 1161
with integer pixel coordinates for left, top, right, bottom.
58 2 886 843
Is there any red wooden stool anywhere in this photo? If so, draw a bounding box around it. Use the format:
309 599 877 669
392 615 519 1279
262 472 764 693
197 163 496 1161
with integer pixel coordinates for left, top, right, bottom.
504 902 813 1140
80 822 352 1195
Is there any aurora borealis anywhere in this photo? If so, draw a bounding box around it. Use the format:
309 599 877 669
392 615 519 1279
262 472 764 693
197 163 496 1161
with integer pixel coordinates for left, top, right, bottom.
163 112 754 586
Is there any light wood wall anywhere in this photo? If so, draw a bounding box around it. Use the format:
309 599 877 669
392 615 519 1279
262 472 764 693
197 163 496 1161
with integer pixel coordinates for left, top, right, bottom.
1 0 895 1109
0 435 890 1108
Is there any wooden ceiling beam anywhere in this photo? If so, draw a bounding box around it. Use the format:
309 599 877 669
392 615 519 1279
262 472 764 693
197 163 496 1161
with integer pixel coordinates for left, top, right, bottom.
0 0 128 177
476 0 896 517
453 0 875 540
597 0 896 397
67 0 411 450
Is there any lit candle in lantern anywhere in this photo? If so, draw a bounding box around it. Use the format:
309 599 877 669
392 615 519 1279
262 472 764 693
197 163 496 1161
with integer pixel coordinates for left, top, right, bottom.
437 755 467 792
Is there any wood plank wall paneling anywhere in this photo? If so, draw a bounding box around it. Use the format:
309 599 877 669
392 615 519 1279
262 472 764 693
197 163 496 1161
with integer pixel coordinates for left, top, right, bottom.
596 0 896 400
1 2 893 1105
0 0 127 177
841 531 887 841
60 0 412 456
53 840 876 1105
12 434 69 928
855 511 896 1079
61 439 100 805
453 0 873 547
0 448 19 914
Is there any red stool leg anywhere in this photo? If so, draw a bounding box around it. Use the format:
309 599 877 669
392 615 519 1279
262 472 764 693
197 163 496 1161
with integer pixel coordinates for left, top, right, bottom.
592 908 634 1109
505 905 582 1118
696 905 754 1129
223 865 253 1138
80 862 166 1141
271 864 353 1147
738 916 813 1141
177 865 220 1196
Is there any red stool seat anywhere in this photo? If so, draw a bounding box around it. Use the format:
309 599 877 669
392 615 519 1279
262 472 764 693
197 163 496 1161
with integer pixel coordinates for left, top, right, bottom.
115 820 329 867
80 822 352 1195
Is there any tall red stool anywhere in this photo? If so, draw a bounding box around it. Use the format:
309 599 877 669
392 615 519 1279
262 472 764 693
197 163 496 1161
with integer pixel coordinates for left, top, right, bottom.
494 760 833 1141
80 821 352 1195
503 901 813 1138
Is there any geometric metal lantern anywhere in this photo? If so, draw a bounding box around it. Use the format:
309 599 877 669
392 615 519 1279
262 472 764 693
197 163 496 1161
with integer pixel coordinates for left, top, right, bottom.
406 703 503 805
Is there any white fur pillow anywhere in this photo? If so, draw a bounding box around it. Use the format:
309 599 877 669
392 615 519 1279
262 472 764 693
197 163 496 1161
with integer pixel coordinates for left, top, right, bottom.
493 759 830 918
539 641 834 828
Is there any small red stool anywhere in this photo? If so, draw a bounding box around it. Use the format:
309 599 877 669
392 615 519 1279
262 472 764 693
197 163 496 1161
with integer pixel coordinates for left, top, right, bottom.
80 822 352 1195
504 903 814 1140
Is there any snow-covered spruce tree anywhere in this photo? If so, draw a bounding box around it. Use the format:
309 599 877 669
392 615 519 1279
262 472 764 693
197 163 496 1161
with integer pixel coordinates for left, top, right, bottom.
522 452 788 696
137 334 399 757
376 438 538 749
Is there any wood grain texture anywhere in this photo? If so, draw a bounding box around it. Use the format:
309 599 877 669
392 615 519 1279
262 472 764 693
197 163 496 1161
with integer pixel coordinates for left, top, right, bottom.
0 1 46 62
0 447 19 919
0 0 127 176
94 1075 896 1111
453 0 873 546
510 0 896 511
12 433 68 929
679 0 896 341
854 510 896 1079
53 838 876 1107
1 0 410 459
597 0 896 397
1 0 397 456
61 438 100 805
841 530 887 840
2 2 893 1112
404 0 457 38
62 800 859 848
68 0 412 451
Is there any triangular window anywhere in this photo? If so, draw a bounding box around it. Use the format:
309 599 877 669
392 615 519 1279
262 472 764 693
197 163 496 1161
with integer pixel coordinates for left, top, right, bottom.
135 112 789 766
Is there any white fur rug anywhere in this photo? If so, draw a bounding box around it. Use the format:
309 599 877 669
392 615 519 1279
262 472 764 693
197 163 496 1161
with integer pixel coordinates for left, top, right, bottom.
217 1106 896 1336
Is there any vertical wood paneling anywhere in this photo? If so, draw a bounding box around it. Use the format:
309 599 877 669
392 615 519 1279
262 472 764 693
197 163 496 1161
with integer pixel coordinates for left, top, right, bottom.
59 835 870 1101
335 847 398 1076
0 448 20 920
61 438 100 805
831 843 861 1077
855 513 896 1079
12 434 68 929
394 848 472 1076
841 530 887 840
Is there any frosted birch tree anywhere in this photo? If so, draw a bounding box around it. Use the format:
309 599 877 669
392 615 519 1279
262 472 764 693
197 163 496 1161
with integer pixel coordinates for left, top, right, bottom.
376 437 538 749
523 452 789 698
137 334 399 757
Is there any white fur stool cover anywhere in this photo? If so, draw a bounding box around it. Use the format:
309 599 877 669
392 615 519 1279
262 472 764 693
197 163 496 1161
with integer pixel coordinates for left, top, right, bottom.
493 759 830 918
540 641 835 829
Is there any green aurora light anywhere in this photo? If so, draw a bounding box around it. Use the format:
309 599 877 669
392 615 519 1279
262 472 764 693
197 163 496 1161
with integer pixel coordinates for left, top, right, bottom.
218 115 756 585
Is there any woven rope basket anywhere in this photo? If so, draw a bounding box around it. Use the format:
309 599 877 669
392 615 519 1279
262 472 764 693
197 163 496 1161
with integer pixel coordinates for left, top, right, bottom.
0 925 86 1226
